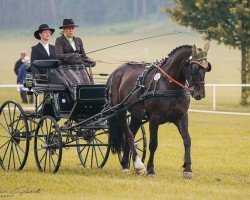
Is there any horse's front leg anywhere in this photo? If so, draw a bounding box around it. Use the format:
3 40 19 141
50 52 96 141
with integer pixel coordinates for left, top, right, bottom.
175 113 193 179
119 112 146 175
146 120 159 178
120 116 142 172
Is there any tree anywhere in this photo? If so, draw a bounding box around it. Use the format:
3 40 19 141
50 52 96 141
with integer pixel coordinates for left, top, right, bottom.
165 0 250 105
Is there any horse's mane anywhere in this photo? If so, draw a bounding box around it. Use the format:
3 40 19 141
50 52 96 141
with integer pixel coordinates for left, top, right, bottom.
167 45 192 58
126 45 193 67
158 45 192 66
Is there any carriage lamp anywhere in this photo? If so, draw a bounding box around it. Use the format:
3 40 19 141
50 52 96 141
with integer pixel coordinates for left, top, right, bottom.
24 74 35 91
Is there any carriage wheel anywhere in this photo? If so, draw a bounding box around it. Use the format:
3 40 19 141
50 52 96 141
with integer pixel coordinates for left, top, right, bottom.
34 116 62 173
76 125 110 168
28 118 39 136
0 100 29 171
118 116 147 168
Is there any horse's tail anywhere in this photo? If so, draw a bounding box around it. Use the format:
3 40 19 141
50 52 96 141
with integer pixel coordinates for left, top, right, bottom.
106 66 125 154
108 115 124 153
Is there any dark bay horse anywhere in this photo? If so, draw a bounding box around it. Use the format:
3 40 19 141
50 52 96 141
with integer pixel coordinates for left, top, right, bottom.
106 42 211 178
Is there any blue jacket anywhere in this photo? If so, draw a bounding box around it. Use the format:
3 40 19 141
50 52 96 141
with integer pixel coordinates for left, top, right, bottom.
17 63 29 84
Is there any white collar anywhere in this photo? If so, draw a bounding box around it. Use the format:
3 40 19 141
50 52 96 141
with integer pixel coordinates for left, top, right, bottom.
41 42 49 47
40 42 50 56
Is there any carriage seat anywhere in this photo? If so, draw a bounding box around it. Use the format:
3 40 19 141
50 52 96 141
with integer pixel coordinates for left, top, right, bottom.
31 60 65 85
33 60 59 69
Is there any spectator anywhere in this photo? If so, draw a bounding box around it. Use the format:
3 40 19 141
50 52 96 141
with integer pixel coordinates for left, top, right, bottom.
14 51 26 76
17 56 34 104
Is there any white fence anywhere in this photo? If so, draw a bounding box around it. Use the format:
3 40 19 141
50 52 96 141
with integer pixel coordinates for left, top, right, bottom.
205 84 250 110
1 84 250 115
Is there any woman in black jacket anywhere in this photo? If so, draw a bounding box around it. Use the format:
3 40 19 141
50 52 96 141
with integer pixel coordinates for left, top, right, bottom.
31 24 57 74
55 19 95 99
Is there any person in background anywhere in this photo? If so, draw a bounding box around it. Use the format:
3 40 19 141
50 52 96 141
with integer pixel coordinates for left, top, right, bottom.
30 24 57 74
17 56 34 104
55 18 95 99
14 51 26 76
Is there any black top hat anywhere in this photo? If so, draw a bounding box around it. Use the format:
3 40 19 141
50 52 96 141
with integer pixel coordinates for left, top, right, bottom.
34 24 55 40
59 19 79 29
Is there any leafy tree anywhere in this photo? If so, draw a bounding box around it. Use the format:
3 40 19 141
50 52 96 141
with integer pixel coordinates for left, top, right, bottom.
165 0 250 104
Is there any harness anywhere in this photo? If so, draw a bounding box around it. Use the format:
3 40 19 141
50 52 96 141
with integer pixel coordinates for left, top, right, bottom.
106 56 208 111
136 59 190 103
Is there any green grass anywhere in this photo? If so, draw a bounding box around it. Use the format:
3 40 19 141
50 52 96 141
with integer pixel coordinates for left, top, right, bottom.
0 113 249 199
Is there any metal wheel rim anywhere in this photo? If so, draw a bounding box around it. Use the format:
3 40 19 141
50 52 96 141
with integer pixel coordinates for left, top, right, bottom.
34 116 62 173
76 127 110 168
0 100 29 171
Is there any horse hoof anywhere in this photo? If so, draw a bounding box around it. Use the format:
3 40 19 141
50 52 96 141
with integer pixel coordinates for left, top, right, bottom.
135 167 147 175
183 171 193 179
122 168 130 173
146 173 156 178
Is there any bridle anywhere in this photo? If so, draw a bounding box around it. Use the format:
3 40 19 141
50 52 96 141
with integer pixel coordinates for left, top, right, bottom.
153 56 209 92
189 56 209 69
186 56 209 89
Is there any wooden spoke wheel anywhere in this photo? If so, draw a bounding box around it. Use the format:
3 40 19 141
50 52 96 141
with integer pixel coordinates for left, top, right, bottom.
0 101 29 171
76 125 110 168
34 116 62 173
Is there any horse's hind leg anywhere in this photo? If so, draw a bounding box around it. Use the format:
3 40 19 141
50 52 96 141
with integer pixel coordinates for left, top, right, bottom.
119 112 146 175
175 113 193 179
120 116 141 172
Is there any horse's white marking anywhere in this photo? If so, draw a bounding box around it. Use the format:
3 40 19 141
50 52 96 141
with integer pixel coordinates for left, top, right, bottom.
134 156 144 169
154 73 161 81
183 172 193 179
121 168 130 173
134 156 146 175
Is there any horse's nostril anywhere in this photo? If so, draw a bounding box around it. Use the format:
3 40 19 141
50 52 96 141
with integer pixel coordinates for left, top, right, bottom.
195 94 202 100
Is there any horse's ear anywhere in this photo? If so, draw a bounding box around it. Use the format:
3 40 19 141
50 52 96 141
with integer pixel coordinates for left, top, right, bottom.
192 44 199 57
204 41 210 54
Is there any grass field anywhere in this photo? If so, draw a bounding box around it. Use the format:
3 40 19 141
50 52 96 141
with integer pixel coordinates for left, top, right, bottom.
0 112 249 199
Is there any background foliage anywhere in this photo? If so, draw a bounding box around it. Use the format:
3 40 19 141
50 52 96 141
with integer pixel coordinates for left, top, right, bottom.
165 0 250 104
0 0 169 29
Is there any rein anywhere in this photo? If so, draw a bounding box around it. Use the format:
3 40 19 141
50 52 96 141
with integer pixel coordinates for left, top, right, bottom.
153 64 192 92
153 56 209 92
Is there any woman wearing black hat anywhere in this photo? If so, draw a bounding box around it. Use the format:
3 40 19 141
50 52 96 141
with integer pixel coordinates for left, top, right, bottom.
31 24 57 74
55 19 95 99
30 24 57 74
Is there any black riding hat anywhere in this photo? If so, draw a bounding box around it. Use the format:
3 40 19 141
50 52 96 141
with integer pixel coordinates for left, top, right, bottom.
59 19 79 29
34 24 55 40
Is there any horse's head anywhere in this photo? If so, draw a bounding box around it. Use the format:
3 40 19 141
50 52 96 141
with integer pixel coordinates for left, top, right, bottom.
182 42 212 100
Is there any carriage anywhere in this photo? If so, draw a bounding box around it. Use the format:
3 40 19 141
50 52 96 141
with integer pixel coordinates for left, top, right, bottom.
1 43 211 178
0 60 147 173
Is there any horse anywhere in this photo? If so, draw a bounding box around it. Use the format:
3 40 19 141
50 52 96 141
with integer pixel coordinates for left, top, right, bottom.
106 42 212 178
